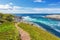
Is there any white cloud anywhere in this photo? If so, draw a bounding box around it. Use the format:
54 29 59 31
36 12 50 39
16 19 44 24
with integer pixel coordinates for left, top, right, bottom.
0 4 12 9
48 4 57 6
48 2 60 6
0 3 22 10
9 2 13 5
34 0 45 2
13 6 22 10
48 3 59 6
33 8 60 13
0 3 60 14
1 7 60 13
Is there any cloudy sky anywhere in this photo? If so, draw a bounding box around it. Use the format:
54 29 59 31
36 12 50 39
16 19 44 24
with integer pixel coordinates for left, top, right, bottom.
0 0 60 14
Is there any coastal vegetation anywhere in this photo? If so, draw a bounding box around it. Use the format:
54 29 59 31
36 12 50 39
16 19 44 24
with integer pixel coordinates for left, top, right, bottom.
0 13 20 40
0 13 14 23
0 22 20 40
19 22 60 40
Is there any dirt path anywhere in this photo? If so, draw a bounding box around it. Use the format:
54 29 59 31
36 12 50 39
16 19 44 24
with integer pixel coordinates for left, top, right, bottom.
15 23 31 40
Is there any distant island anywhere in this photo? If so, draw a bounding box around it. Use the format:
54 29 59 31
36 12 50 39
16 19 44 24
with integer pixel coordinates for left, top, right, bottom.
45 15 60 20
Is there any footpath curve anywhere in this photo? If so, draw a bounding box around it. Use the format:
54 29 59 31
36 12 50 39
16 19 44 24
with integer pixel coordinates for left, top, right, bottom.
15 23 31 40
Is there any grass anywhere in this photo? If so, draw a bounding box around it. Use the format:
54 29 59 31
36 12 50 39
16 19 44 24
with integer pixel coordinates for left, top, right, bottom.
0 22 20 40
19 22 60 40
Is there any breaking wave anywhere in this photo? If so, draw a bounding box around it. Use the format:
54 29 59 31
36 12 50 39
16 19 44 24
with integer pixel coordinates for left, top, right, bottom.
23 16 60 32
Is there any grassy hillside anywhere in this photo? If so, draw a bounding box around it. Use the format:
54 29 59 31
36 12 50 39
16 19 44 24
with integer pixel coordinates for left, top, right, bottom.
19 22 60 40
0 13 20 40
0 22 20 40
0 13 14 23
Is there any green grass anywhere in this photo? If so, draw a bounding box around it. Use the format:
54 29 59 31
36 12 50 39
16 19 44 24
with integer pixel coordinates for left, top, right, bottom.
19 22 60 40
0 22 20 40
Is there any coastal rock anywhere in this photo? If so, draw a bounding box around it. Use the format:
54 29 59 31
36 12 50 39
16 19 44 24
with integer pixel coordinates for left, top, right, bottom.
45 15 60 20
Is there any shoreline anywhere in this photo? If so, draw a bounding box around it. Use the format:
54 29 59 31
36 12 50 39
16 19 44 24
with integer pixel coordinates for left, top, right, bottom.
20 21 60 38
19 21 60 39
21 21 50 31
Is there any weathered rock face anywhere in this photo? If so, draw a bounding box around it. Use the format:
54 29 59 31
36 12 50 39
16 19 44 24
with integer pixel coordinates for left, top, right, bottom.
45 15 60 20
14 16 23 22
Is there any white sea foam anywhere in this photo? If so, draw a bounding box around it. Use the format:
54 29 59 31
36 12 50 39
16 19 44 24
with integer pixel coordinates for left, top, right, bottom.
22 16 39 22
22 16 60 32
54 28 60 32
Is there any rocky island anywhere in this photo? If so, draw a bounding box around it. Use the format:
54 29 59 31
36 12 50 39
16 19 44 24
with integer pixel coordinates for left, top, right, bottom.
45 15 60 20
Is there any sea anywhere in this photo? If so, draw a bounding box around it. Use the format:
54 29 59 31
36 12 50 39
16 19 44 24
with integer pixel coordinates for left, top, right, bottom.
14 14 60 37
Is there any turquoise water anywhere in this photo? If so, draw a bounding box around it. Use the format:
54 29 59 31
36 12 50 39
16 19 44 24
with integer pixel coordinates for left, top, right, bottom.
16 14 60 37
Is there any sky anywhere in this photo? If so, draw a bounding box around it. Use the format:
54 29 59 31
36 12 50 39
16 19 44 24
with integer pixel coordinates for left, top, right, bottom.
0 0 60 14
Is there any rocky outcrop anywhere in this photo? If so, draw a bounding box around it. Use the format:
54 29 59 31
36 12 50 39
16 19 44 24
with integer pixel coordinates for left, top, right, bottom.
45 15 60 20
